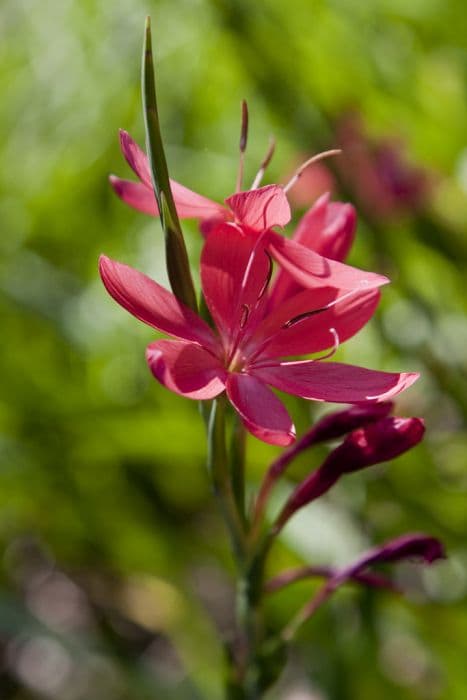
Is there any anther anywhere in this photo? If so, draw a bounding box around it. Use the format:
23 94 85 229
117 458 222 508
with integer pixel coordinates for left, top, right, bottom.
282 287 365 330
236 100 249 192
239 304 250 329
283 149 342 193
257 251 274 301
282 307 328 329
251 138 276 190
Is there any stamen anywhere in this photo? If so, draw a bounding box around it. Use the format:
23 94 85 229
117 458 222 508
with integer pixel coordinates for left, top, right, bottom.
251 137 276 189
314 328 340 361
236 99 249 193
257 250 274 301
283 149 342 193
282 287 364 330
239 304 250 329
283 307 327 329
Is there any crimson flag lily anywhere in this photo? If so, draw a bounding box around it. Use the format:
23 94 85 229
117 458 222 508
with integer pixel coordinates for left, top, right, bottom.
99 226 417 447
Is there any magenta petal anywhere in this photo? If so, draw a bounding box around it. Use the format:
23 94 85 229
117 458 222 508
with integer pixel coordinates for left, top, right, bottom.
249 287 380 359
268 231 388 291
226 185 291 231
226 373 295 446
146 340 226 399
119 130 152 186
99 256 219 353
293 194 356 261
110 176 159 216
253 361 419 403
201 224 271 342
169 181 228 220
118 131 227 220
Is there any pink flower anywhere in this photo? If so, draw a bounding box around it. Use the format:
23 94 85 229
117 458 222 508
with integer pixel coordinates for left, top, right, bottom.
99 226 418 447
335 112 431 221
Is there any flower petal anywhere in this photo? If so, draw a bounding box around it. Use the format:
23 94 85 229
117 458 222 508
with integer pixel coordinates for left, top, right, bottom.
248 287 380 359
226 185 291 232
294 194 356 261
99 255 219 353
253 360 419 403
169 181 228 220
226 373 295 446
146 340 226 399
110 176 158 216
118 130 228 220
200 224 272 343
268 230 388 291
119 129 153 185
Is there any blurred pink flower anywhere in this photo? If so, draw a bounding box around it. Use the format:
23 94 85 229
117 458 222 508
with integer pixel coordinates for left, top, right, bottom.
99 224 417 446
335 113 430 221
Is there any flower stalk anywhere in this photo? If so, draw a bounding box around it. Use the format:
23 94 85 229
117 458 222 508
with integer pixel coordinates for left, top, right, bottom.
207 397 246 563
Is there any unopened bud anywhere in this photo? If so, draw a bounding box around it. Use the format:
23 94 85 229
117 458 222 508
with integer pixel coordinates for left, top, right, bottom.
276 416 424 528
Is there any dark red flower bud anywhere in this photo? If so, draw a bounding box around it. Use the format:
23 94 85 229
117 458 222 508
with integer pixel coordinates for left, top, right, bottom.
301 401 394 447
276 416 424 528
285 534 446 632
332 533 445 588
330 415 425 472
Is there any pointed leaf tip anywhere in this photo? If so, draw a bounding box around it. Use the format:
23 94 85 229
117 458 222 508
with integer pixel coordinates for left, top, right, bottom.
140 16 197 311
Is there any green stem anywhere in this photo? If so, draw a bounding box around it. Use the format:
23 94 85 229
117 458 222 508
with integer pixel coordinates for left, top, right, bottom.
207 398 246 562
207 400 287 697
230 415 247 526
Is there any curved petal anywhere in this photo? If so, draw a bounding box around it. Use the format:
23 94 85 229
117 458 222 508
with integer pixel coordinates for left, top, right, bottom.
146 340 226 399
118 130 228 220
110 176 158 216
119 129 152 186
269 196 357 305
294 195 356 261
248 287 380 359
267 231 388 291
99 255 219 353
226 185 291 232
253 360 419 403
169 181 228 220
201 224 272 343
226 373 295 446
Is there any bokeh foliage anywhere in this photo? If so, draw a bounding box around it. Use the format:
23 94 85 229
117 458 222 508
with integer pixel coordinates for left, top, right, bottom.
1 0 467 698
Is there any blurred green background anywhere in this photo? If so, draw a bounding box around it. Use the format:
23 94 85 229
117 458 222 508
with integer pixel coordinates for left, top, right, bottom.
1 0 467 697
